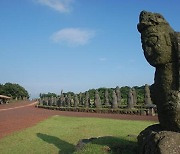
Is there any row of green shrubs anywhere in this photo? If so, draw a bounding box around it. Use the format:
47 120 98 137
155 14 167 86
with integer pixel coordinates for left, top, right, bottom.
36 105 151 115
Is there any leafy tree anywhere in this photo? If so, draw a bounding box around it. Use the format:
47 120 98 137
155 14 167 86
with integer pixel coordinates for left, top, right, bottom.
97 87 106 104
133 86 145 104
0 84 4 94
0 82 29 99
87 89 96 100
120 86 130 104
40 92 56 98
65 92 74 97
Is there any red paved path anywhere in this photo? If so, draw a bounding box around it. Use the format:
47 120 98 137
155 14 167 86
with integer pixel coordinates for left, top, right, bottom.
0 101 158 139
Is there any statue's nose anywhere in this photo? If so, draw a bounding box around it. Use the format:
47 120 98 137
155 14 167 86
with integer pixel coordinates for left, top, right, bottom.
139 11 148 20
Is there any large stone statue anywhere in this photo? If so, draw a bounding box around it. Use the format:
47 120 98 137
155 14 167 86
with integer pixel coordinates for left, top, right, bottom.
137 10 180 154
138 11 180 132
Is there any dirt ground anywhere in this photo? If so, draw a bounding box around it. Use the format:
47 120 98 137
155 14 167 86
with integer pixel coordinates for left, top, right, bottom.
0 101 158 139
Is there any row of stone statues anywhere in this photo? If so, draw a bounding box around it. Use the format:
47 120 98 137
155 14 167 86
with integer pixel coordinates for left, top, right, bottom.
39 84 153 109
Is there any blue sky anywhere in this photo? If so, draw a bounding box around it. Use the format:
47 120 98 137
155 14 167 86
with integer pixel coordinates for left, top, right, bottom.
0 0 180 98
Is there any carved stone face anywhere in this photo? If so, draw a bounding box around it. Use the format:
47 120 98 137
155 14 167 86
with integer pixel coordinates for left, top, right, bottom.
138 11 180 132
137 11 174 67
141 26 173 66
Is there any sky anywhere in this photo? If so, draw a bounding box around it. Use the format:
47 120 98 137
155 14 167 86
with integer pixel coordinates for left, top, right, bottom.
0 0 180 98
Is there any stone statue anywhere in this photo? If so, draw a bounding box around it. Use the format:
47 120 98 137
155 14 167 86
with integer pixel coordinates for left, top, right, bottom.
105 89 110 106
74 94 79 107
127 88 134 109
144 84 153 106
79 92 83 105
57 96 61 107
54 97 57 106
138 10 180 132
50 96 54 106
132 88 137 105
60 90 65 107
137 11 180 154
68 95 72 107
44 97 48 106
85 92 90 108
65 95 70 107
71 98 74 107
94 90 101 108
115 86 121 106
48 97 51 106
112 90 118 109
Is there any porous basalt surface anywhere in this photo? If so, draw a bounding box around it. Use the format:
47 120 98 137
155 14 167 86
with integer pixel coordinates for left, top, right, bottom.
138 10 180 132
137 124 180 154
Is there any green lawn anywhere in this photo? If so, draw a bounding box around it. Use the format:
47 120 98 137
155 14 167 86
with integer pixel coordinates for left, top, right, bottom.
0 116 156 154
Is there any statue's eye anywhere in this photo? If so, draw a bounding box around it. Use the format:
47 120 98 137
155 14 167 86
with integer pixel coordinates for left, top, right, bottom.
146 36 158 46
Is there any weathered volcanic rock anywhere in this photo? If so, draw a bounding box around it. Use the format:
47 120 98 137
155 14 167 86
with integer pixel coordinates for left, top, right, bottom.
138 10 180 132
137 124 180 154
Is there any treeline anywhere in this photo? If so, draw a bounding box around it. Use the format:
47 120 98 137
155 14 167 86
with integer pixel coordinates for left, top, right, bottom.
0 83 29 99
40 85 145 105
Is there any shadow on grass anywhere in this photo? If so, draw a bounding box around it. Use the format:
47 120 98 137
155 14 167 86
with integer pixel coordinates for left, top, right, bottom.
89 136 138 154
37 133 75 154
37 133 137 154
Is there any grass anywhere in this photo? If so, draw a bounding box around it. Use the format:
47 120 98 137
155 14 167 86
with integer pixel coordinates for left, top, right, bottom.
0 116 156 154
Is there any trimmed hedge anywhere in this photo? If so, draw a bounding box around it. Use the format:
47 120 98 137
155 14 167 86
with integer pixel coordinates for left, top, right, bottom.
36 105 153 116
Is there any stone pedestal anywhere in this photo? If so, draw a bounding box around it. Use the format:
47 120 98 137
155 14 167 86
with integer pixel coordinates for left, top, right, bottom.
137 124 180 154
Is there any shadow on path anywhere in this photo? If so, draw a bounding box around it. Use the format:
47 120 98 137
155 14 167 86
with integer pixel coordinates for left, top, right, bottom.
37 133 75 154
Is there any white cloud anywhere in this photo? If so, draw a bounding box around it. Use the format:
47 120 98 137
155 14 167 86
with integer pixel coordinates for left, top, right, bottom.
51 28 95 46
36 0 73 13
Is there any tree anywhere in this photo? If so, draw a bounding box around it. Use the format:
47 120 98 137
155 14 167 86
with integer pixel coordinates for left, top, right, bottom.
133 86 145 104
1 83 29 99
40 92 56 98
